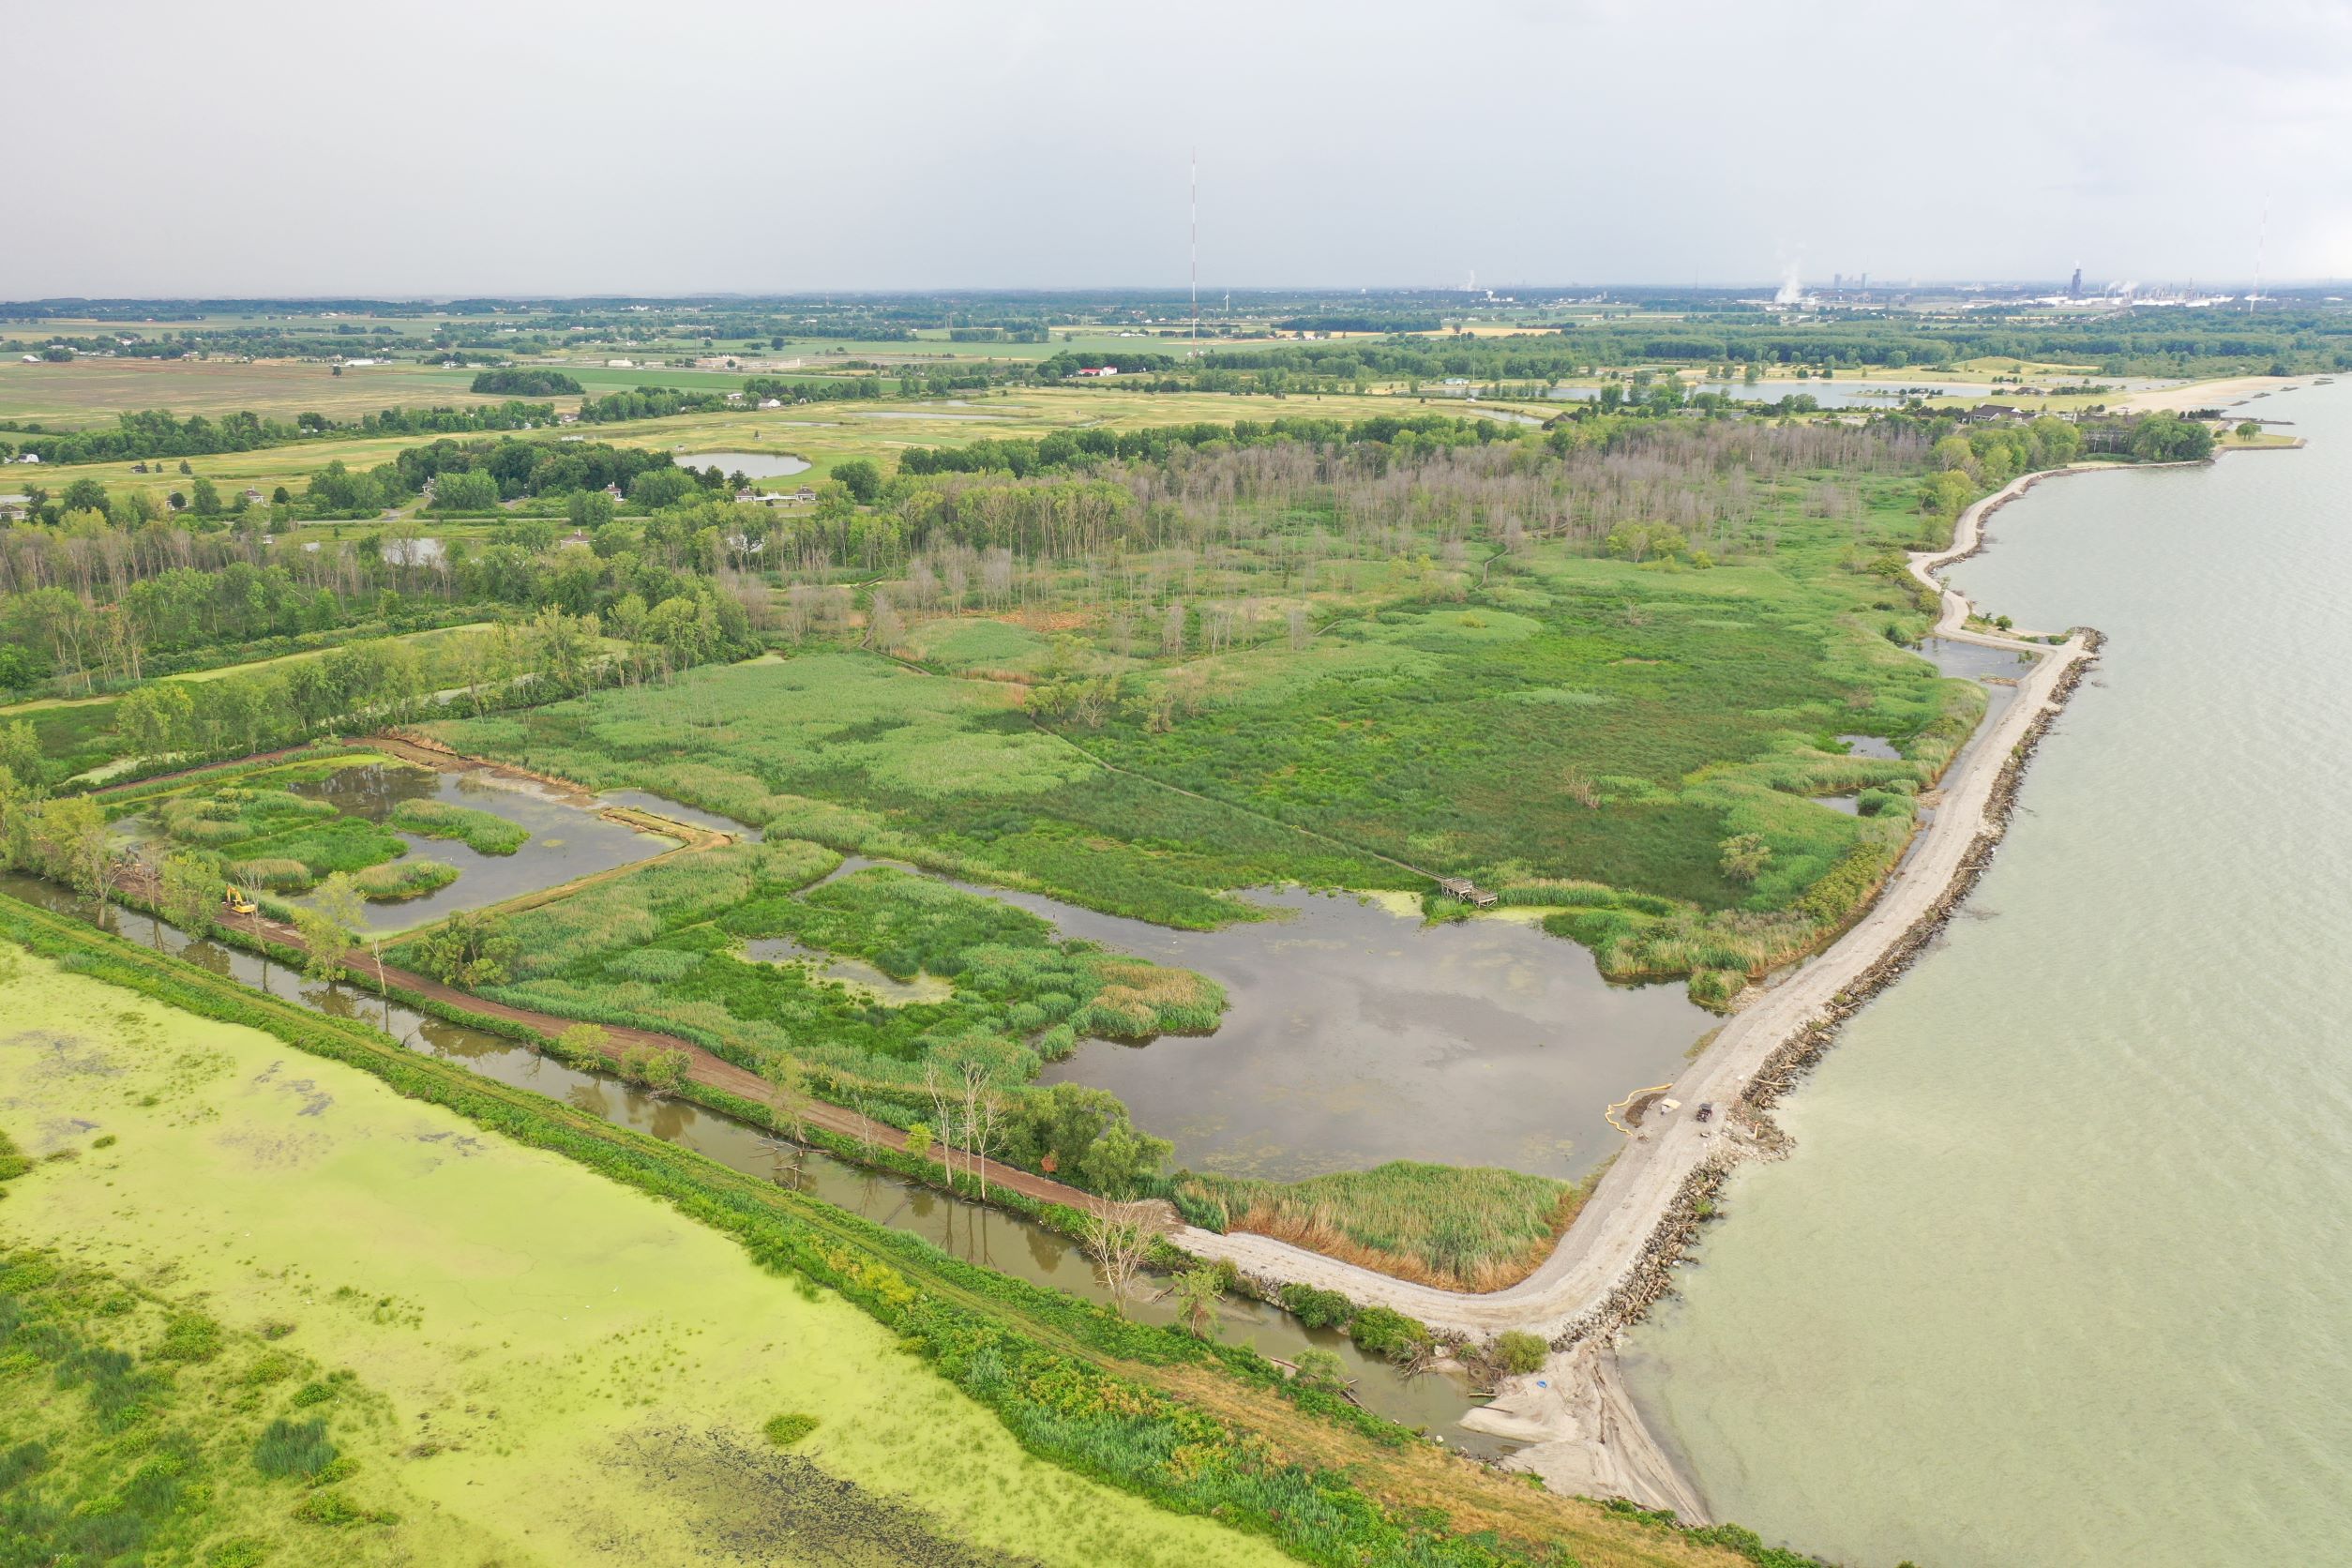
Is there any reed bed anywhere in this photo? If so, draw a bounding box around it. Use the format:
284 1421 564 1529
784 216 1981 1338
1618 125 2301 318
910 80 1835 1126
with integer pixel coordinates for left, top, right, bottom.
388 799 530 855
1173 1161 1580 1292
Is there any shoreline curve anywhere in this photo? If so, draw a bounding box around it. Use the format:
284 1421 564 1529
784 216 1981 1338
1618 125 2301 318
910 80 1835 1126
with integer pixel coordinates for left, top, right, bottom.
1169 460 2150 1515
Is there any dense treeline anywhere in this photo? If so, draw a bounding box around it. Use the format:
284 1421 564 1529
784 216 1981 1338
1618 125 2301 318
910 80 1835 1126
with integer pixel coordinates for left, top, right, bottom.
898 412 1517 478
469 368 583 396
0 400 557 465
742 374 891 404
0 487 764 696
1036 351 1180 378
1194 309 2352 383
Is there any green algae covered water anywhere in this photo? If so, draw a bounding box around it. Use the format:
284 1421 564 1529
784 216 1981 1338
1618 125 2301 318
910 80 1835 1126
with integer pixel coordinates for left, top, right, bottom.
1622 381 2352 1567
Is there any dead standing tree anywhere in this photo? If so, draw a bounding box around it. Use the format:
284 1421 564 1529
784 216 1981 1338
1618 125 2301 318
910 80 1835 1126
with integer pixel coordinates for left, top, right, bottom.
1078 1197 1158 1319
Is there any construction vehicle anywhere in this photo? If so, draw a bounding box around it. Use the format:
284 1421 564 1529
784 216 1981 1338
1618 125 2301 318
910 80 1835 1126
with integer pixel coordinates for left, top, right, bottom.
223 885 258 917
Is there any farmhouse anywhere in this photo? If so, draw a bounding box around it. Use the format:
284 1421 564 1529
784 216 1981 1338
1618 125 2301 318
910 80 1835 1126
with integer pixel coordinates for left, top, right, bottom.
1075 365 1119 377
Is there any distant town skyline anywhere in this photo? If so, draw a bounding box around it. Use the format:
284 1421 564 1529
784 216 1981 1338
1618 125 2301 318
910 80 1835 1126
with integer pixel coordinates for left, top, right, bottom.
11 0 2349 298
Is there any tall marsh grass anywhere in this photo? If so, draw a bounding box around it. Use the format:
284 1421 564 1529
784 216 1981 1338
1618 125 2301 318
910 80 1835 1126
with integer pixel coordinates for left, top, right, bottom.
1174 1161 1579 1292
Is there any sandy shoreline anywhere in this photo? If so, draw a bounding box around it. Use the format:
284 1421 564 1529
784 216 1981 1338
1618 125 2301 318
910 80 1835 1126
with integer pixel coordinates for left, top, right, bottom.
1173 466 2114 1515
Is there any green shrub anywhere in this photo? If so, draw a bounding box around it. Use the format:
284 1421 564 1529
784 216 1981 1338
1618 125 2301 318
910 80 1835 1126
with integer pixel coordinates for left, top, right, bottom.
1492 1331 1550 1376
1291 1347 1346 1391
761 1411 819 1446
234 858 314 893
1278 1282 1357 1330
1349 1305 1432 1363
351 859 460 901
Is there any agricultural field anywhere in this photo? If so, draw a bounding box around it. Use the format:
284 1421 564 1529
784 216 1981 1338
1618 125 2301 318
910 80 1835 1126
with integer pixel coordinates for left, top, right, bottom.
0 942 1301 1568
6 384 1457 500
0 356 511 430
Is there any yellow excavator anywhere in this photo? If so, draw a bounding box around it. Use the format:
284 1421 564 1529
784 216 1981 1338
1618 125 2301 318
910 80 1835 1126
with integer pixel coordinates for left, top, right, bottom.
222 885 258 917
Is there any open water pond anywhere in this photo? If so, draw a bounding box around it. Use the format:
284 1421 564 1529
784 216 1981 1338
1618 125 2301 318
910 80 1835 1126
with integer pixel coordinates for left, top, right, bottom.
832 868 1711 1183
0 873 1500 1453
673 449 810 479
268 761 677 935
1919 635 2043 680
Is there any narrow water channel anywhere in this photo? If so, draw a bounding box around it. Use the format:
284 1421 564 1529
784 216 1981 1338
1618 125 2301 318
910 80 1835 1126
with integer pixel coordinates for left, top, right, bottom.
0 873 1502 1453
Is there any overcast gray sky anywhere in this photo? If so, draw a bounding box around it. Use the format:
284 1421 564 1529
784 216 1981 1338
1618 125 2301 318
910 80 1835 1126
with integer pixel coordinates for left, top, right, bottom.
11 0 2350 297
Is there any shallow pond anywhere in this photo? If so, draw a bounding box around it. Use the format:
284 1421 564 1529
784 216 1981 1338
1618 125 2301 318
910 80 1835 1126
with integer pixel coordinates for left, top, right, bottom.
673 450 811 479
1918 636 2043 681
260 761 675 935
0 873 1500 1453
817 867 1710 1184
742 934 955 1005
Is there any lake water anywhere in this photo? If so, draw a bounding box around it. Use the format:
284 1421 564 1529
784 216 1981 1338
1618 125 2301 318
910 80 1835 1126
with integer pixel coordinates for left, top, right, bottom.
1621 380 2352 1566
674 450 811 479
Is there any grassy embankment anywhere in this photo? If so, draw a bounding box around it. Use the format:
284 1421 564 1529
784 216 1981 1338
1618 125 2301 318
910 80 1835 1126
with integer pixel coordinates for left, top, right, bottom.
0 897 1801 1568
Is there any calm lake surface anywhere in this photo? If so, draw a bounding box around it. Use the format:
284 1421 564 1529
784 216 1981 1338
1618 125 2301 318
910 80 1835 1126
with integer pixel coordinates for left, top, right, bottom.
674 449 811 479
1623 380 2352 1566
1024 885 1710 1184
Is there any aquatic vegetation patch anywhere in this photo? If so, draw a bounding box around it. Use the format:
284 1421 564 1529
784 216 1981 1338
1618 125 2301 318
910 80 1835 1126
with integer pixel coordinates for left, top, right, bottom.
0 1244 416 1566
350 859 460 902
388 798 531 854
222 816 406 878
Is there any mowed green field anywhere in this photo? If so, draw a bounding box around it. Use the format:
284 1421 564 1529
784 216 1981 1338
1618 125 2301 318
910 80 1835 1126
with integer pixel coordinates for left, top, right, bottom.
0 942 1296 1568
